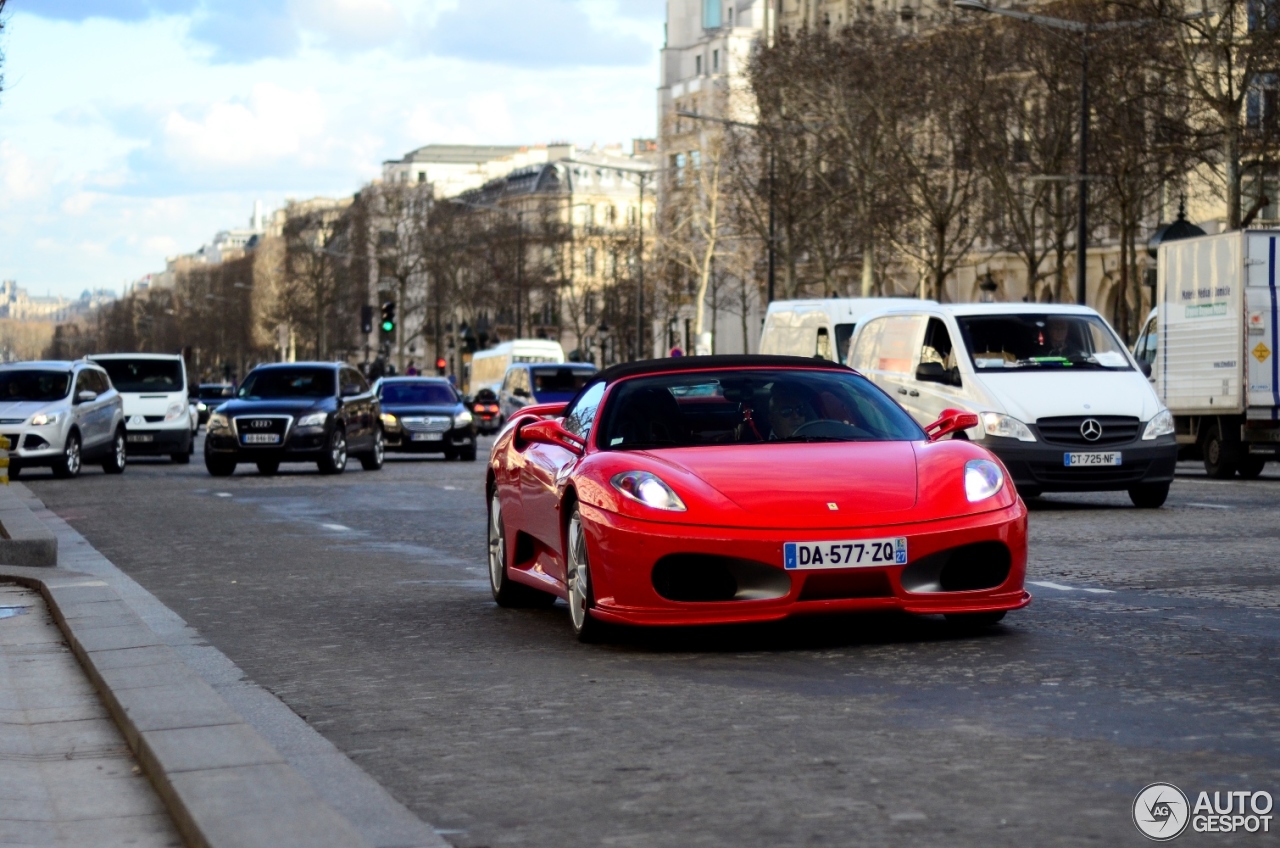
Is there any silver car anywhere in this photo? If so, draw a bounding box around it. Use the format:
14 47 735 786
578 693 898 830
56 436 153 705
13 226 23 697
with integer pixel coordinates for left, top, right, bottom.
0 360 127 479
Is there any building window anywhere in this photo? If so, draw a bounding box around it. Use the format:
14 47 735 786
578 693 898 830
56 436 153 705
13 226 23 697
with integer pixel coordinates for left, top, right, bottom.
713 49 720 72
728 7 734 26
690 150 702 170
674 152 687 185
696 55 703 75
585 248 597 277
703 0 722 28
417 171 426 183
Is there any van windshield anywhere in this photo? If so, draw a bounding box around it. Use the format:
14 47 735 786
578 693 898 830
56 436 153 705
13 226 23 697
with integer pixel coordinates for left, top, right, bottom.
532 367 595 396
955 314 1133 372
98 359 185 392
0 371 71 402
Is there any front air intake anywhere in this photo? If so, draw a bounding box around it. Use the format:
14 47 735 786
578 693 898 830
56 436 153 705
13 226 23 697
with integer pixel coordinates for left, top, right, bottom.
899 542 1011 594
652 554 791 602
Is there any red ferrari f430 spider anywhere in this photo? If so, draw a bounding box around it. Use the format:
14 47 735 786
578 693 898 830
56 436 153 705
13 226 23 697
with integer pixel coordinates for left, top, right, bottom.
486 355 1029 641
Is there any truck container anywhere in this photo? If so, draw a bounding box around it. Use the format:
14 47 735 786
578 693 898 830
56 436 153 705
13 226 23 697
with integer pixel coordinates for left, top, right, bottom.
1133 229 1280 478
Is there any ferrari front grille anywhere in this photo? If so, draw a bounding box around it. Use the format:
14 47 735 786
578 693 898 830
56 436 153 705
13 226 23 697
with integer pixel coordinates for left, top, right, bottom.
899 542 1012 594
651 554 790 602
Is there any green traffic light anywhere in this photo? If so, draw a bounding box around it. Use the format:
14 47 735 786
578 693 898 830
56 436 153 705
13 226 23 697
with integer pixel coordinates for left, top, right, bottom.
381 321 395 332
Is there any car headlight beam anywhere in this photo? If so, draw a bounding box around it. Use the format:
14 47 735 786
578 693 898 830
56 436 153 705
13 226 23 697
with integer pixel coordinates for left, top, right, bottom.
964 459 1005 502
611 471 687 512
207 412 230 432
297 412 328 428
380 412 398 428
979 412 1036 442
454 409 473 427
30 412 60 426
1142 409 1174 440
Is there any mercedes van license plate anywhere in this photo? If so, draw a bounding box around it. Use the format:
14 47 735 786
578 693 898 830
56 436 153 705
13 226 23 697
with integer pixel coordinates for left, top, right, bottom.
784 537 908 570
1064 452 1121 467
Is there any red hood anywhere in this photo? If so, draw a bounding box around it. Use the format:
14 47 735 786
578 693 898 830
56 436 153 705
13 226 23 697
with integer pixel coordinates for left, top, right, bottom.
642 442 919 529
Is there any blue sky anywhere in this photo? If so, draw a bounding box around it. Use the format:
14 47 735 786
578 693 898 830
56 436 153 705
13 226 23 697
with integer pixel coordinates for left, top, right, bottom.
0 0 664 298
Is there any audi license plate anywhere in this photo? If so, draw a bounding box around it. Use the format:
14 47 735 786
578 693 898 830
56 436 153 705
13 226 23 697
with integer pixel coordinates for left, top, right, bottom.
1064 451 1121 467
242 434 280 445
411 432 443 442
126 434 154 443
784 537 908 570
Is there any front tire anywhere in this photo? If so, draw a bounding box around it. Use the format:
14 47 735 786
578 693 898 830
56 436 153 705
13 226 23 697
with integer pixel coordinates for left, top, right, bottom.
460 444 477 462
317 428 347 475
359 427 385 471
1128 482 1170 508
1237 457 1267 479
487 492 556 608
102 429 127 474
52 432 82 479
566 505 606 642
206 456 236 477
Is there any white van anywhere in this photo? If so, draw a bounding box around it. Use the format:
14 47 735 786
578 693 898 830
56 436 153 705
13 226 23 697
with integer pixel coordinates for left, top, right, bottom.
88 353 195 463
467 339 565 397
760 298 930 364
847 303 1178 507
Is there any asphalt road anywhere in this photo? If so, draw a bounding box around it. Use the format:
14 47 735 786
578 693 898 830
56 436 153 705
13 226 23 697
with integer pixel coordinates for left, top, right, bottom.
24 438 1280 847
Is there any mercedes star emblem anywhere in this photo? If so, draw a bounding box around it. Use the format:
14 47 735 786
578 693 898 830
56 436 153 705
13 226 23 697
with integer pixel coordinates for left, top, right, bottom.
1080 418 1103 442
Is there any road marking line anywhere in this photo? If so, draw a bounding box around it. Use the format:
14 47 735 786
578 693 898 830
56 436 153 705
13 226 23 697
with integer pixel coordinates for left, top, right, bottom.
1028 580 1116 594
1185 502 1232 509
214 492 232 498
321 523 351 532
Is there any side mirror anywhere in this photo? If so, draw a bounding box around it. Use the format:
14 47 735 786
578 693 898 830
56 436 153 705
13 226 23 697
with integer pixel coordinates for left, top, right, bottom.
513 387 530 398
1138 360 1152 378
915 362 948 384
342 384 362 397
925 407 979 442
518 418 585 455
76 390 98 404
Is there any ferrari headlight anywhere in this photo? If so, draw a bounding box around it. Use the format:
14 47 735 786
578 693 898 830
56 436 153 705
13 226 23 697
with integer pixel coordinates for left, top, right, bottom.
611 471 687 512
297 412 328 428
980 412 1036 442
454 409 473 427
30 412 60 426
208 412 230 432
164 401 185 421
964 459 1004 502
1142 409 1174 440
380 412 398 428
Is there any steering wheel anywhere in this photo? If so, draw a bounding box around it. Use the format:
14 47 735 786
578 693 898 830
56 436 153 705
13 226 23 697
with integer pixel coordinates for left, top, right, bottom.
791 419 865 439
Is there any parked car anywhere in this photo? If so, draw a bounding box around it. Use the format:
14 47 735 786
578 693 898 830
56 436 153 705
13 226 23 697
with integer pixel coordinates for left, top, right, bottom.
194 383 235 426
88 353 194 464
847 303 1178 507
203 362 383 476
377 377 477 460
0 360 127 479
498 362 597 424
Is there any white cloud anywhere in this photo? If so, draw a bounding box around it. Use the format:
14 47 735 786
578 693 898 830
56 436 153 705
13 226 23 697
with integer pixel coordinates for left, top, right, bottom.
297 0 406 50
60 192 102 216
159 84 327 167
0 143 55 205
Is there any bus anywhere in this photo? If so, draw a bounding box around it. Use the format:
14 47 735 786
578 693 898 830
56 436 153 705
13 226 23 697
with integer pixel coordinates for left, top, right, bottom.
466 339 566 396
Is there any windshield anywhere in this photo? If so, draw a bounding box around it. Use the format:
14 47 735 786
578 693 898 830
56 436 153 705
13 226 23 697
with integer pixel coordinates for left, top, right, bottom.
0 371 72 403
98 359 185 392
380 382 457 405
532 367 595 396
955 314 1133 372
238 368 335 400
597 369 925 450
198 384 234 400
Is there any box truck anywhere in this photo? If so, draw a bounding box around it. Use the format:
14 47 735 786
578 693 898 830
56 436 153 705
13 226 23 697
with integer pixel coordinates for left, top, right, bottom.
1132 229 1280 478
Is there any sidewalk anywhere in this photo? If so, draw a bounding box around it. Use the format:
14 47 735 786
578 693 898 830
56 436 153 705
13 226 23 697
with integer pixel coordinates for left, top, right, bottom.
0 583 182 847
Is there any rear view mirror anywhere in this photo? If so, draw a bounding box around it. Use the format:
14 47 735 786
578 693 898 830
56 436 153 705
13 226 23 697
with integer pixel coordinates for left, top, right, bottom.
76 390 98 404
925 408 979 442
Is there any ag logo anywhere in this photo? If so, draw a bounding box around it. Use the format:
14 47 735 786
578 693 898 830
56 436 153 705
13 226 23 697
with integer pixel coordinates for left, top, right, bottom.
1133 783 1190 841
1080 418 1103 442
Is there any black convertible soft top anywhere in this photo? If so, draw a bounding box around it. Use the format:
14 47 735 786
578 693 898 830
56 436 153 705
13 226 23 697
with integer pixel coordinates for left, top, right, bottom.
589 354 851 386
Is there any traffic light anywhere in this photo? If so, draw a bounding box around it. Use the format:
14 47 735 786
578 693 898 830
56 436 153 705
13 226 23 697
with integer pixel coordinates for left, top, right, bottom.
435 357 447 375
360 305 374 335
380 301 396 336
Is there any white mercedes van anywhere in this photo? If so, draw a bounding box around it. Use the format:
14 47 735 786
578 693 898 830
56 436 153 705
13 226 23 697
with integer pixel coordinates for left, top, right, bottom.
88 354 194 463
759 298 931 364
847 303 1178 507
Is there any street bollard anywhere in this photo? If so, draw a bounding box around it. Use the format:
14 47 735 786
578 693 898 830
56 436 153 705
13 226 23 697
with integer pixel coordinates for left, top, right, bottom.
0 435 9 485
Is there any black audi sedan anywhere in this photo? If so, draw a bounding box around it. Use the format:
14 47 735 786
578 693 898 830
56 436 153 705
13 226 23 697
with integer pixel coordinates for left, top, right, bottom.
204 362 384 476
376 377 477 461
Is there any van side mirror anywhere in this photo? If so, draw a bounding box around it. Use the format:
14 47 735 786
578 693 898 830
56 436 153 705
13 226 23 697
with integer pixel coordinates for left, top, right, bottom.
915 362 948 384
925 408 979 442
513 387 530 398
76 390 98 404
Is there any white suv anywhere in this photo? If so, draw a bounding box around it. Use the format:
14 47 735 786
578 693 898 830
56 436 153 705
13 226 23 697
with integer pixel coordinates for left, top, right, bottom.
88 354 194 463
0 360 127 479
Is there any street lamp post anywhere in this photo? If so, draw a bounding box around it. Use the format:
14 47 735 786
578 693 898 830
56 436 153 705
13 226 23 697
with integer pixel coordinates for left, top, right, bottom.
954 0 1153 307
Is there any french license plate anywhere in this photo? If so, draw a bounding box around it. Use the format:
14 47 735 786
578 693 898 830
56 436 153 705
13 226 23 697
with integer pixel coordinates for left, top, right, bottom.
1064 451 1121 467
784 537 908 570
126 434 154 443
242 434 280 445
411 432 443 442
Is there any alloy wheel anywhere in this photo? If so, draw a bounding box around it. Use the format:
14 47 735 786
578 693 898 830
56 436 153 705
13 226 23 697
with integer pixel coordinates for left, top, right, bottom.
66 437 81 475
488 494 505 594
331 431 347 468
566 514 590 632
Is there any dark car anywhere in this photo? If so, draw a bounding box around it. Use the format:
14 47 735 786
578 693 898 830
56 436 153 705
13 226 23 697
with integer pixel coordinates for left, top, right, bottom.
498 362 597 423
377 377 477 461
194 383 235 425
203 362 384 476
